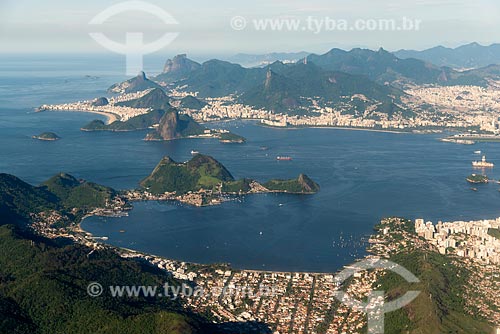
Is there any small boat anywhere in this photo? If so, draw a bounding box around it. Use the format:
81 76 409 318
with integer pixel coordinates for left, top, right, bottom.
276 156 292 161
472 156 494 168
474 150 481 154
191 150 200 155
471 187 478 192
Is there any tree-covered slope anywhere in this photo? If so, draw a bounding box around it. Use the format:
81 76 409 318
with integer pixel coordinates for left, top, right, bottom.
140 155 234 194
0 174 58 225
240 62 405 113
116 88 170 110
263 174 320 194
81 109 167 132
380 250 493 334
0 225 202 334
41 173 116 210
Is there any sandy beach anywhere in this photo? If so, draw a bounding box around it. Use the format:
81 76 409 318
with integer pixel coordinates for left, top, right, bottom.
38 108 119 124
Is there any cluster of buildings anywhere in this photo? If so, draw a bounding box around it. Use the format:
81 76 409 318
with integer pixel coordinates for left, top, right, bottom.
415 218 500 264
182 87 500 131
38 89 153 122
117 249 377 333
408 85 500 132
38 80 500 133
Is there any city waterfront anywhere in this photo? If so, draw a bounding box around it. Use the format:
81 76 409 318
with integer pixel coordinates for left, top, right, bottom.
3 55 500 273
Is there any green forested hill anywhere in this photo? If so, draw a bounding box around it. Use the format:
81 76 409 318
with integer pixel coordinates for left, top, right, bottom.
0 225 202 334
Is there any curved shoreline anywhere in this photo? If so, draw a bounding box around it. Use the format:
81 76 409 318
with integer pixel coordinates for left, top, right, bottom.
37 108 119 124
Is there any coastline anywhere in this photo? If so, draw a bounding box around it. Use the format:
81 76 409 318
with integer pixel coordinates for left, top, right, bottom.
308 126 409 134
37 108 119 124
205 119 410 134
78 212 365 275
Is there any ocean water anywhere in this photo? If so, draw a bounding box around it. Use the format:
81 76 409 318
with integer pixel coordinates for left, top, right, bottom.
2 55 500 273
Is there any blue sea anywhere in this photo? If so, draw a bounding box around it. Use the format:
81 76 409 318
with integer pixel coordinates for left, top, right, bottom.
2 54 500 273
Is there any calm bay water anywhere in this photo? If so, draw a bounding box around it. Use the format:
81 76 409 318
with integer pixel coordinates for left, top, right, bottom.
2 55 500 272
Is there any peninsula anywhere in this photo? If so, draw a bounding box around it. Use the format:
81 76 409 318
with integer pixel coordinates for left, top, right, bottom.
134 154 319 206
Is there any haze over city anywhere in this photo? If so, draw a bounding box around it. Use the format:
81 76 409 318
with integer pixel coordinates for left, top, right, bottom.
1 0 500 58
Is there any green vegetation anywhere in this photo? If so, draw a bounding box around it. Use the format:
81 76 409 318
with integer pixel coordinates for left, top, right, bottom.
221 179 253 193
0 173 118 226
116 88 170 110
378 251 493 334
488 228 500 240
176 59 265 98
219 132 246 143
179 95 207 110
32 132 60 141
0 174 58 225
41 173 115 210
141 155 320 196
140 155 234 195
263 174 320 194
466 174 489 184
0 224 202 334
240 62 405 114
81 109 167 132
0 173 267 334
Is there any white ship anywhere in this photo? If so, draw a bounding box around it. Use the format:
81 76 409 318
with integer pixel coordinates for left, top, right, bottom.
472 156 494 168
191 150 200 155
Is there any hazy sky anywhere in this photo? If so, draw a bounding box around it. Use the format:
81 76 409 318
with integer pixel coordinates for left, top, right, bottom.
1 0 499 58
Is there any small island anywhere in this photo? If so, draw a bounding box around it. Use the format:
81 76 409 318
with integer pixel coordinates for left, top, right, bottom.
130 154 319 206
219 132 246 144
466 174 489 184
32 132 60 141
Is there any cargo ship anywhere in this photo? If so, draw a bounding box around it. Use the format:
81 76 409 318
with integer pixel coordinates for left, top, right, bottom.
276 156 292 161
472 156 494 168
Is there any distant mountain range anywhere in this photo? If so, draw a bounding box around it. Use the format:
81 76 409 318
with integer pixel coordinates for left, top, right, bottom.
152 54 410 114
239 62 405 115
303 47 493 88
395 42 500 69
108 44 500 118
226 52 310 68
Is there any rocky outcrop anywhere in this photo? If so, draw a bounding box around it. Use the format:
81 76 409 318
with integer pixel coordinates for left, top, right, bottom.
91 97 109 107
297 174 320 193
163 54 200 75
157 111 181 140
108 72 162 94
144 109 205 141
156 54 201 83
